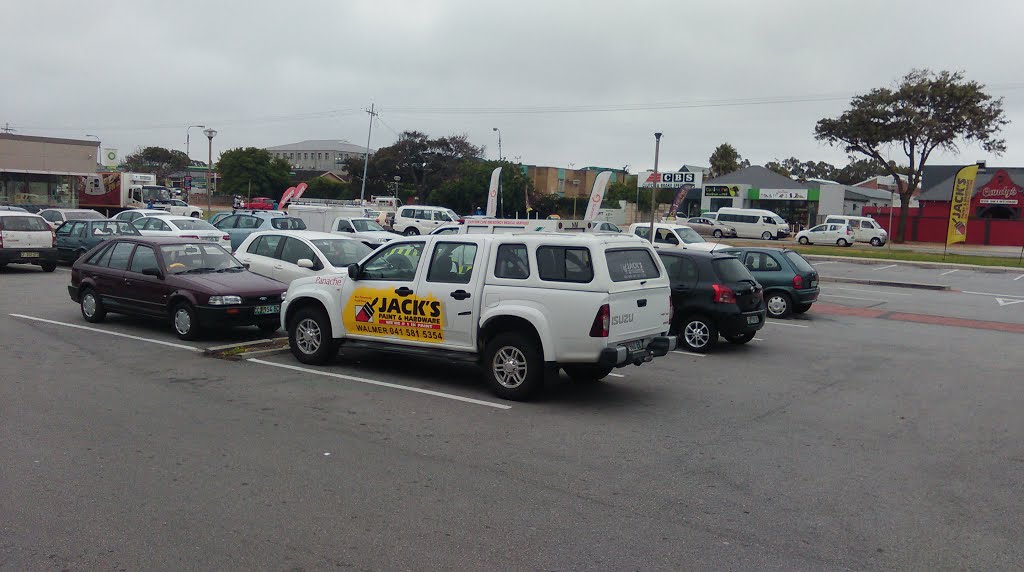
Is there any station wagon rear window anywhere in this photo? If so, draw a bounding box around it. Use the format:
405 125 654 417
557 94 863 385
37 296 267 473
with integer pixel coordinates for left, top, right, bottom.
537 246 593 283
605 249 660 282
0 216 50 231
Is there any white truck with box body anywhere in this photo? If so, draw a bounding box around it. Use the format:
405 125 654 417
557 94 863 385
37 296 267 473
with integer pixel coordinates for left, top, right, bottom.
280 232 676 400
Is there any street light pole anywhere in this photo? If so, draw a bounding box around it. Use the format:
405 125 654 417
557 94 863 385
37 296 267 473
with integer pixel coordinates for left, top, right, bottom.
85 134 100 163
186 124 205 161
648 133 663 243
203 128 217 217
493 128 503 217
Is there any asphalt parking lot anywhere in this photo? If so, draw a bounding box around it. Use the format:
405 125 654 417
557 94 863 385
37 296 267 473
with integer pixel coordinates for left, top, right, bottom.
2 262 1023 570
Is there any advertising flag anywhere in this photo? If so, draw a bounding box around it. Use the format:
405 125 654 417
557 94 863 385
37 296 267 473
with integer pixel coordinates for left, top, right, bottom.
292 182 309 201
583 171 612 221
486 167 501 217
946 165 979 246
278 186 298 208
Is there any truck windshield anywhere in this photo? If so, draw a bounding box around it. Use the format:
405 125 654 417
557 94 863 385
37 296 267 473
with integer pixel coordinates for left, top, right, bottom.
352 219 385 232
142 186 172 202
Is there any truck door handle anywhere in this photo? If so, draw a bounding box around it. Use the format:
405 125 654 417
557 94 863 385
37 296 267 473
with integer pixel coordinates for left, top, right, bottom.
395 287 414 297
450 290 471 300
637 299 647 307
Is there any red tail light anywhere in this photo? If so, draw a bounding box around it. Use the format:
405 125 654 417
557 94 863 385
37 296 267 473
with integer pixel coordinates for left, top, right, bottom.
712 284 736 304
51 229 57 247
589 303 610 337
847 227 853 235
222 235 230 241
793 274 804 289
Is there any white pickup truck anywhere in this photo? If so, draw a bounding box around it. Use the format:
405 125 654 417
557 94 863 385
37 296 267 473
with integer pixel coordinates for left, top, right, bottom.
280 232 676 400
153 199 204 218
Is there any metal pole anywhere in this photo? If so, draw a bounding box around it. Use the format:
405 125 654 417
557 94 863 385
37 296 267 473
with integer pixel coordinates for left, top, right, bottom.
888 190 894 251
360 103 375 203
207 137 212 216
647 133 663 243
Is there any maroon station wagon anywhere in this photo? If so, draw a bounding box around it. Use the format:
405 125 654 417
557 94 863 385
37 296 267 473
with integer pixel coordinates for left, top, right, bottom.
68 237 287 340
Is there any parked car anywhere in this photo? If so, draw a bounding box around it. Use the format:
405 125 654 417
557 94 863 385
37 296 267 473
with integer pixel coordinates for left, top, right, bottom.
718 247 820 318
234 230 372 284
153 199 204 218
715 208 790 240
55 219 141 263
684 216 737 238
248 197 276 210
0 205 27 212
37 208 105 229
823 215 888 246
112 208 178 225
628 222 719 252
796 223 854 246
213 211 307 250
209 212 232 226
657 250 765 352
392 205 461 235
0 211 57 271
589 221 622 232
330 217 397 247
430 225 462 235
133 214 231 250
68 237 287 339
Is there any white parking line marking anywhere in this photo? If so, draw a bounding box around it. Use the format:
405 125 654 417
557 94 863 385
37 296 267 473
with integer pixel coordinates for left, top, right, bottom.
671 350 707 357
753 337 765 341
812 261 836 265
873 264 897 271
961 290 1024 299
9 314 201 351
607 373 625 378
1015 274 1024 281
247 358 511 410
820 293 887 302
939 269 959 276
766 320 810 328
831 286 911 296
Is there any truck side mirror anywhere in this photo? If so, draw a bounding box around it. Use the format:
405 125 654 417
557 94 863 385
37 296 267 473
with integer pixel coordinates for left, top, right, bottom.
347 263 360 280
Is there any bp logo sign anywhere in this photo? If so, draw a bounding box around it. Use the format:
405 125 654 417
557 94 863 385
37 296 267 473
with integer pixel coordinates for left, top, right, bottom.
106 151 117 161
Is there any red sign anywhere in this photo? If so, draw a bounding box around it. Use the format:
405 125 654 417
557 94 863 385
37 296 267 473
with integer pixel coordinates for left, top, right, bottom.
972 169 1021 206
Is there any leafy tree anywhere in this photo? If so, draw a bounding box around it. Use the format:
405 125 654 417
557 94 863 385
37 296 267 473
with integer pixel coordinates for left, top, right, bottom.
427 160 534 216
765 160 790 177
120 147 192 183
301 177 355 200
216 147 292 199
708 144 750 178
815 69 1008 242
834 158 907 186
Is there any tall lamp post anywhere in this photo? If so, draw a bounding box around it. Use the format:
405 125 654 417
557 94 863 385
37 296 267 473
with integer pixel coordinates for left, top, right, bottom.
203 128 217 216
493 128 503 217
85 133 100 163
647 133 663 243
186 124 206 160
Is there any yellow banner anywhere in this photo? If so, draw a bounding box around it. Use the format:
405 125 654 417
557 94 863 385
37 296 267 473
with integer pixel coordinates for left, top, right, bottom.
342 286 445 343
946 165 979 246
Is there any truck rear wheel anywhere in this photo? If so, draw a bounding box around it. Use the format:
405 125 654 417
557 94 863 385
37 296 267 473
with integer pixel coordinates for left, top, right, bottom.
484 331 544 400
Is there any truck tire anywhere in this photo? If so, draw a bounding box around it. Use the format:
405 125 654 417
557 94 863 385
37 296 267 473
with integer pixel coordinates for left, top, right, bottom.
484 331 544 400
288 307 337 365
563 364 614 383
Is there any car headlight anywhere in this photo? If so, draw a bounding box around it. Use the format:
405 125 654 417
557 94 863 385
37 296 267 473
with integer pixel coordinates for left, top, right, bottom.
208 295 242 306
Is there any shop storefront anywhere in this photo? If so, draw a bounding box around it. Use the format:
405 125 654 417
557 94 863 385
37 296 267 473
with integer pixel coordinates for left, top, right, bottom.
0 134 99 208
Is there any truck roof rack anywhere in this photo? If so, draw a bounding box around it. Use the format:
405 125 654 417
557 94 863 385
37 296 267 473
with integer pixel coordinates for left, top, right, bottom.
288 198 366 207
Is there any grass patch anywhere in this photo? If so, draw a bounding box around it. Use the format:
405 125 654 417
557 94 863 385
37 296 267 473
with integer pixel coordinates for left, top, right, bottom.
790 245 1024 268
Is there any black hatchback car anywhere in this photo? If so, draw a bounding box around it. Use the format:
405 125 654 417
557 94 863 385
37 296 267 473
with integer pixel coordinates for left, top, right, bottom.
718 247 819 318
657 250 766 352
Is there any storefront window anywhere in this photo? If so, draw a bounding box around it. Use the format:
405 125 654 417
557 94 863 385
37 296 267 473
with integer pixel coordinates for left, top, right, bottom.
709 198 732 212
0 173 79 207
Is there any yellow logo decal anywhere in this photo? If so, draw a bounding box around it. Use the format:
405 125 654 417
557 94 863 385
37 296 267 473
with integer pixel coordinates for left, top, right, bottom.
342 287 445 343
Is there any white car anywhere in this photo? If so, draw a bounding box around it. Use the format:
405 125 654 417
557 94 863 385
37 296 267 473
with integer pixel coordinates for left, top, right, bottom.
330 217 397 247
133 215 231 249
155 199 204 218
796 223 855 246
113 208 177 225
392 205 461 235
37 208 105 229
824 215 888 246
234 230 373 285
0 211 57 271
627 222 719 252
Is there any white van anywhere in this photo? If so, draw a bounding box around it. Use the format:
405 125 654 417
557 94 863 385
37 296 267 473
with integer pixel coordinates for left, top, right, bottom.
823 215 888 246
393 205 461 235
287 201 371 233
715 208 790 240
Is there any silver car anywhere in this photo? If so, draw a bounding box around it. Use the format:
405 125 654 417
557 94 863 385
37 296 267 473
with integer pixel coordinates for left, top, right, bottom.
685 216 737 238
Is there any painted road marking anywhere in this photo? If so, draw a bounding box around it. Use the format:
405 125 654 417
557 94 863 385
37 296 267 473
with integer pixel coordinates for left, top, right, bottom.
996 298 1024 307
207 339 275 351
820 293 887 302
812 261 836 265
753 337 765 341
873 264 898 271
766 320 810 328
962 290 1024 299
831 286 911 296
939 269 959 276
247 358 512 410
9 314 201 352
672 350 707 357
1015 275 1024 281
607 372 625 378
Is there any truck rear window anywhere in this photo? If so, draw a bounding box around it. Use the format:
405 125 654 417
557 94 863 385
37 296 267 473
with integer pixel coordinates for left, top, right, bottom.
0 216 50 232
537 246 593 283
605 249 660 282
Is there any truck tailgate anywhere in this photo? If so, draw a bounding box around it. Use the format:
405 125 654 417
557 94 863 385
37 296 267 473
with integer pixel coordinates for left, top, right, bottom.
606 283 671 343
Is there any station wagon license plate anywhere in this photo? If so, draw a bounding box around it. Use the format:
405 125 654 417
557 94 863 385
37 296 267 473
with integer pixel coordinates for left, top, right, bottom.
21 252 39 258
624 339 644 352
810 279 818 288
746 315 760 325
253 304 280 315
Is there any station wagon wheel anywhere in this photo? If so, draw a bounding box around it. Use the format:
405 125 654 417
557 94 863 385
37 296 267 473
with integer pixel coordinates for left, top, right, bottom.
288 307 337 365
837 238 849 247
680 315 717 353
80 287 106 323
798 236 809 245
765 291 792 319
870 237 882 246
712 229 723 238
761 231 773 240
172 303 201 340
484 331 543 400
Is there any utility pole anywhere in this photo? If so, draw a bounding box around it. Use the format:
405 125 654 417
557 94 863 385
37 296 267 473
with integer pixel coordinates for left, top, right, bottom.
648 133 663 243
360 103 378 203
0 123 15 133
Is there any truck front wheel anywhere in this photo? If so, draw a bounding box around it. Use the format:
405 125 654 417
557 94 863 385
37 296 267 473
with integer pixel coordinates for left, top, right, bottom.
288 307 338 365
484 331 544 400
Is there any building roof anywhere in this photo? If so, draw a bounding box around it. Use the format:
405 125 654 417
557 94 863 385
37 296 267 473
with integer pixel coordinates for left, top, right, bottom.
919 165 966 197
265 140 372 154
0 133 98 147
706 165 811 189
919 167 1024 201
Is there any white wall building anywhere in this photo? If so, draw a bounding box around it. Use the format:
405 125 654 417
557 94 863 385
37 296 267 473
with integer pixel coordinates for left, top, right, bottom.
265 140 374 172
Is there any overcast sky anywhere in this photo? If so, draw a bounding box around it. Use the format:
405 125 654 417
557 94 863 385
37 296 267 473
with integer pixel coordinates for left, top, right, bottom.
5 0 1024 173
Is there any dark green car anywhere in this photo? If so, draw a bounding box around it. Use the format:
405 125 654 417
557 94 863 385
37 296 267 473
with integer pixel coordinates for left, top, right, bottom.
718 247 819 318
55 219 141 263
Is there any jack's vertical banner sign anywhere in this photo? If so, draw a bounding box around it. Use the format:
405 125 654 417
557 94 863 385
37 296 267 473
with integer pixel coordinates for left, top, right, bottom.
946 165 979 246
